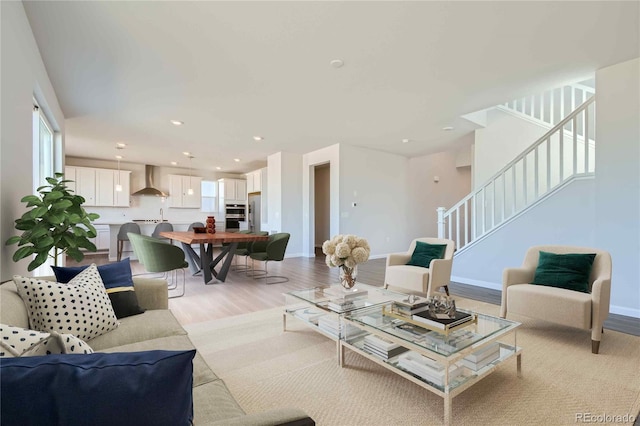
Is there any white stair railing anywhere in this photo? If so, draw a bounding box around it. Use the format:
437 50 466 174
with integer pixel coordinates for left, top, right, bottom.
498 83 595 136
438 96 595 252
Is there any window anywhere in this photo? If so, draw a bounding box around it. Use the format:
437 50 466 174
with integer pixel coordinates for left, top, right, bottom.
33 102 59 191
201 180 218 212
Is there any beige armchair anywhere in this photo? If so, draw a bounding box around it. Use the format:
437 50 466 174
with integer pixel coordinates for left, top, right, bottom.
500 245 612 354
384 238 455 297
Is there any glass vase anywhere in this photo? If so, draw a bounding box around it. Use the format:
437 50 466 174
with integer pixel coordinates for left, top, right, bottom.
339 265 358 289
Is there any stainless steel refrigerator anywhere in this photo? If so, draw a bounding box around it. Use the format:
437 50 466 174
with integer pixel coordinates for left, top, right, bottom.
248 194 261 232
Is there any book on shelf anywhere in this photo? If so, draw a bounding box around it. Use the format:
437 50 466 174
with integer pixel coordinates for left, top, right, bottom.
461 343 501 370
411 310 474 330
391 301 430 316
364 334 400 351
323 286 368 301
461 351 500 371
294 308 325 324
397 351 463 386
464 342 501 363
362 343 408 360
318 315 361 338
327 299 356 312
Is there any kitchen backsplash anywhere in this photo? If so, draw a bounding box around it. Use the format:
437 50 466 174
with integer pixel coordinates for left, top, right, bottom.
90 195 219 224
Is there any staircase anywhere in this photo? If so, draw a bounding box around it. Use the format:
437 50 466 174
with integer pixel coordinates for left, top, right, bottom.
438 85 596 253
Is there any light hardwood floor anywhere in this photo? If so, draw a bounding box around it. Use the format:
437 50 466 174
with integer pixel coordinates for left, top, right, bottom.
69 251 388 325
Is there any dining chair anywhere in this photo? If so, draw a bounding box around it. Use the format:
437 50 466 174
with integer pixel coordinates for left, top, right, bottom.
117 222 141 262
152 222 174 244
128 233 188 298
249 233 290 284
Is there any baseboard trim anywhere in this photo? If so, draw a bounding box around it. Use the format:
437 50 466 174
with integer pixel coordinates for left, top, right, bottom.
450 279 640 335
451 275 502 291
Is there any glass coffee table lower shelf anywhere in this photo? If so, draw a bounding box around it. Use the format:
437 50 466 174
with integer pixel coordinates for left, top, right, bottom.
340 303 522 426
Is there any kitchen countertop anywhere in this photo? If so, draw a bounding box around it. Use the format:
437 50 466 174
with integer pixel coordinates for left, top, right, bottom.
94 221 221 226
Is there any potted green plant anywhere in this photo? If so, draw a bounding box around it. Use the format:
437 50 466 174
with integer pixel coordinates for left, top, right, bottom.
5 172 100 271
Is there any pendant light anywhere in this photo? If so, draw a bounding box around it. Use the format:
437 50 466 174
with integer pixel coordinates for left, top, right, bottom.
187 155 194 195
115 144 124 192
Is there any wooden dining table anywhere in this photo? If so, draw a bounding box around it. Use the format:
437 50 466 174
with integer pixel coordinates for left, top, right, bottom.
160 231 269 284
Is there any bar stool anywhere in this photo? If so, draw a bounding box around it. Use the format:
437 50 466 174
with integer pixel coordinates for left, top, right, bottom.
188 222 205 231
152 222 174 243
117 222 141 261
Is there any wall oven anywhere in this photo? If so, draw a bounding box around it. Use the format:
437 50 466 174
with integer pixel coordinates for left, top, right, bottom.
225 203 246 232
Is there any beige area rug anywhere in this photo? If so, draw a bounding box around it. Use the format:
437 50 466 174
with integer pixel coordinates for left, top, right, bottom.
184 298 640 425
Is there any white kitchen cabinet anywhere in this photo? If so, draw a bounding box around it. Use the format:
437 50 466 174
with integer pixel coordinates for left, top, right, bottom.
96 169 115 206
236 180 246 200
65 166 77 193
95 225 110 250
246 169 263 194
76 167 97 205
65 166 130 207
84 224 109 252
218 178 246 202
169 174 202 208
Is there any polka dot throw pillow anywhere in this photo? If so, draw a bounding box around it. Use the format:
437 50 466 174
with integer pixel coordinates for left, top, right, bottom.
13 264 119 341
1 324 93 357
0 324 49 357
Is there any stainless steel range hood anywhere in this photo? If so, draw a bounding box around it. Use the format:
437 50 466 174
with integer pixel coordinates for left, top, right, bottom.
131 165 168 197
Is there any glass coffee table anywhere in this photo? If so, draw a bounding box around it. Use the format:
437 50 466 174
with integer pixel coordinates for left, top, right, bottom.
283 285 522 425
283 283 408 341
341 302 522 425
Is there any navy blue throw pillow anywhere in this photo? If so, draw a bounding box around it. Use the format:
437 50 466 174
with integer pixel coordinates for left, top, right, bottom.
1 350 195 426
52 258 145 318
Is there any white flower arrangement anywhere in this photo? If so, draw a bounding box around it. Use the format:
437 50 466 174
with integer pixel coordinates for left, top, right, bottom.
322 234 371 269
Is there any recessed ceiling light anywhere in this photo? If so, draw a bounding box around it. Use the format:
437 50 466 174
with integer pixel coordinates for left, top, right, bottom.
182 151 191 156
116 142 126 148
170 161 178 165
442 126 454 131
170 120 184 126
402 139 410 144
215 166 222 170
234 158 241 162
115 155 123 160
330 59 344 68
253 136 264 141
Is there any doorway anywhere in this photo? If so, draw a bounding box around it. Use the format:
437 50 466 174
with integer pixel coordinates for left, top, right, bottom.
314 164 330 256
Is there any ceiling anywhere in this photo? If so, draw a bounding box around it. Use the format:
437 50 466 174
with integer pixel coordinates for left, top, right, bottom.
23 1 639 174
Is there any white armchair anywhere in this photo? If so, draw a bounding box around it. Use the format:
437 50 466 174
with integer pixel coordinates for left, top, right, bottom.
383 238 455 297
501 245 612 354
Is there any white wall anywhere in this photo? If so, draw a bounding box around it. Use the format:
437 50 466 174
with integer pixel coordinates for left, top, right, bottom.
473 108 549 188
267 152 303 257
452 178 596 290
594 58 640 317
408 148 472 240
338 144 410 258
1 2 66 279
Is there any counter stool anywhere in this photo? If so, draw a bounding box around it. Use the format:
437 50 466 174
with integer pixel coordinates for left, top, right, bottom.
152 222 174 243
117 222 141 261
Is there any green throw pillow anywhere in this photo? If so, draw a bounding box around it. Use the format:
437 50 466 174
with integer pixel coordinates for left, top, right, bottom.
406 242 447 269
532 251 596 293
